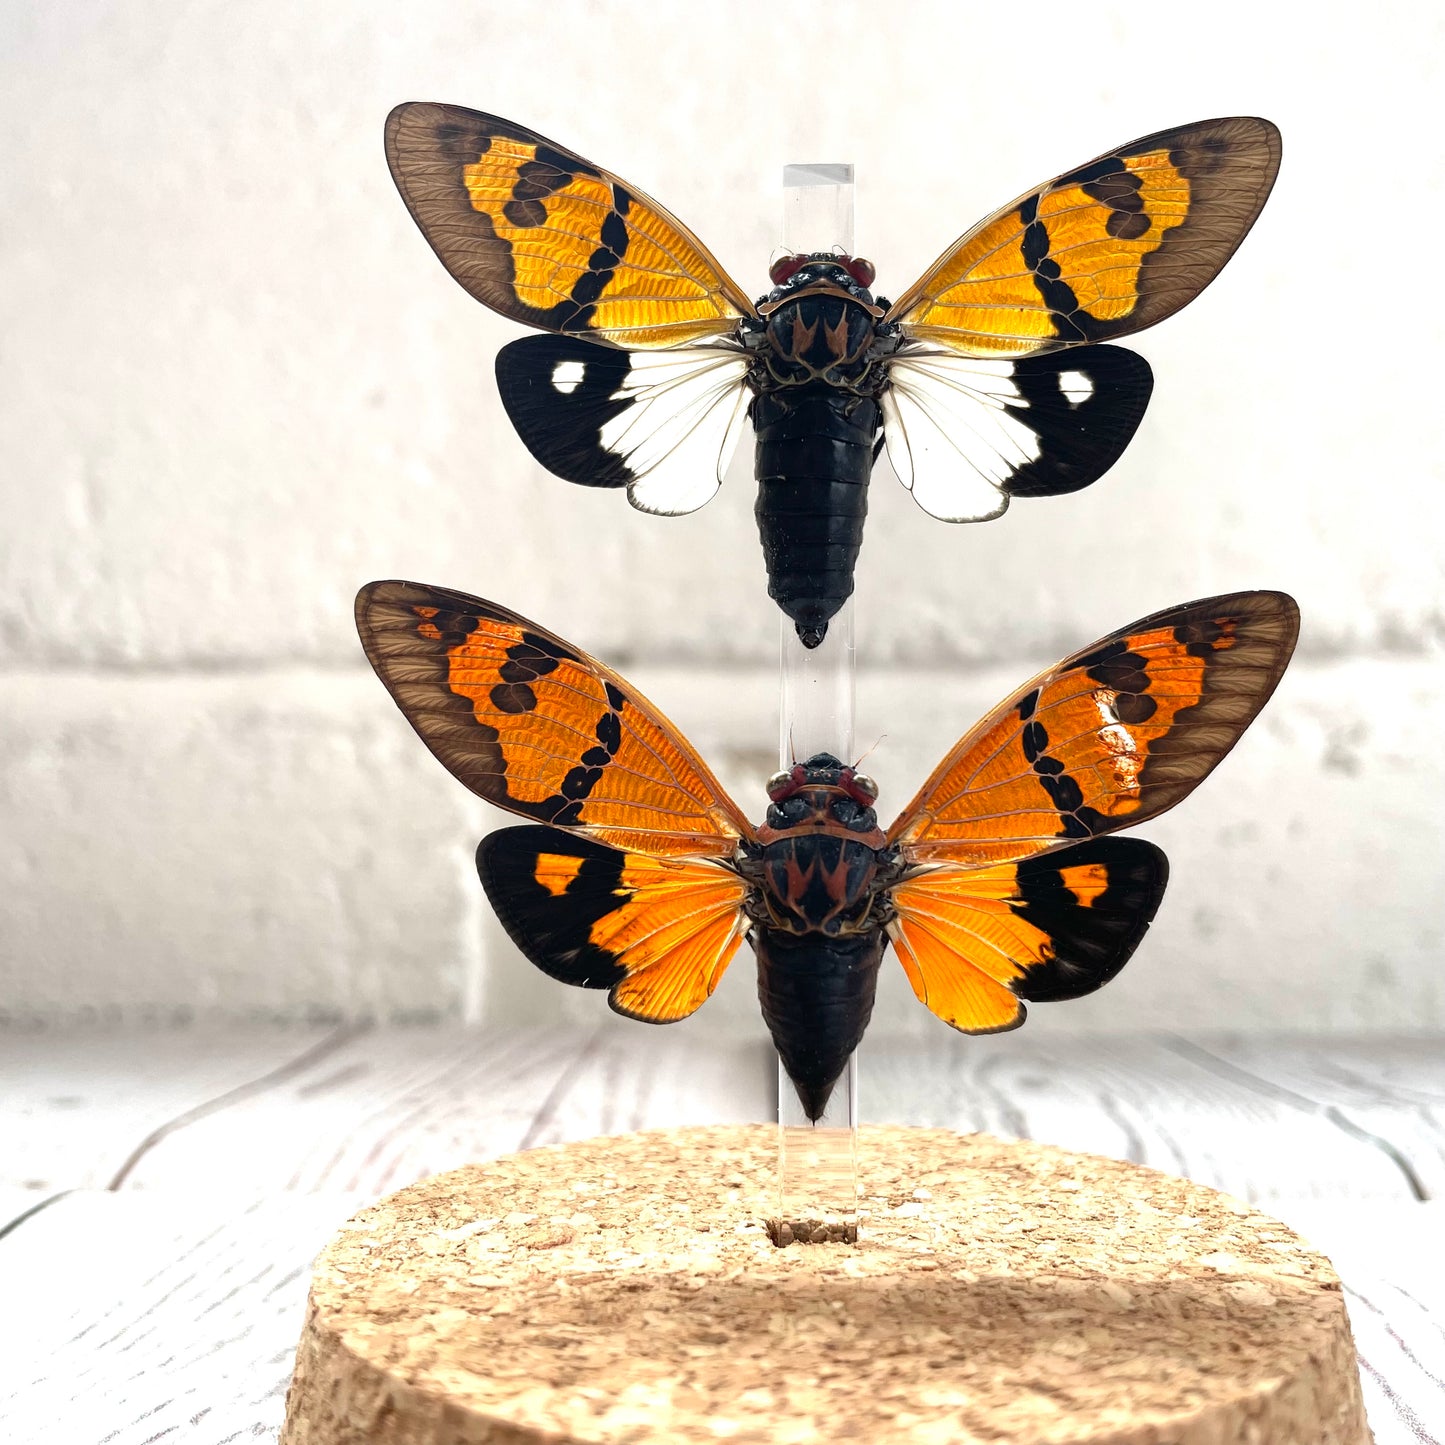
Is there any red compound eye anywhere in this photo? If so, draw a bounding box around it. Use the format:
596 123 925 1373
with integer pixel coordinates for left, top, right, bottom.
844 256 876 287
769 255 805 285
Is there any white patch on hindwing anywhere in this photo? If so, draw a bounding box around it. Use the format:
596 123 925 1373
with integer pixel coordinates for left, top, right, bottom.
583 347 751 515
551 359 586 394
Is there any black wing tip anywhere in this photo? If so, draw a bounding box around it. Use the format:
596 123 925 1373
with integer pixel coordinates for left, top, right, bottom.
1207 114 1282 161
355 578 517 620
1165 116 1283 200
1127 588 1300 640
474 827 516 883
1001 345 1156 499
1144 114 1282 151
1129 835 1171 886
1218 589 1301 649
354 578 407 660
1092 343 1155 392
944 1006 1028 1038
383 102 433 173
384 100 420 131
494 334 637 487
1257 589 1302 646
384 99 497 132
355 580 553 675
355 576 411 610
476 826 573 899
1243 115 1283 149
607 992 685 1027
479 827 633 995
353 577 435 629
1010 837 1171 1005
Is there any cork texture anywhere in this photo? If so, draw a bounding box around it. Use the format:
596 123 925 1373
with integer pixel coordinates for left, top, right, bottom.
283 1125 1370 1444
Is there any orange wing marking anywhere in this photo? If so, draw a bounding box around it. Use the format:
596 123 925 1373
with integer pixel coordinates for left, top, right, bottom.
386 104 754 347
534 852 585 897
888 593 1297 866
885 118 1280 357
1056 862 1110 907
356 581 754 856
591 855 749 1022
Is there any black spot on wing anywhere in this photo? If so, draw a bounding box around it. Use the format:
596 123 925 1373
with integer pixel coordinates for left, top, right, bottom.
1176 615 1227 656
502 198 548 228
520 630 576 661
600 209 629 256
1039 770 1083 813
413 610 623 828
1000 348 1154 499
572 269 608 306
561 765 604 800
1020 198 1049 270
489 682 536 714
565 185 634 314
1170 136 1228 174
1017 196 1092 344
1021 720 1048 762
1113 691 1158 724
1085 641 1161 723
1056 155 1127 188
499 644 562 684
1018 714 1111 843
1059 805 1111 840
416 604 481 650
1068 157 1151 241
494 334 636 488
477 826 630 990
1010 839 1168 1002
1087 648 1151 694
491 636 567 711
535 143 594 178
595 710 622 753
513 158 571 199
1107 209 1151 242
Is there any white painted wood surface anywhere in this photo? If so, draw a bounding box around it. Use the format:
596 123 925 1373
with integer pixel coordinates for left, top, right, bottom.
0 1026 1440 1442
0 1026 336 1193
864 1032 1445 1204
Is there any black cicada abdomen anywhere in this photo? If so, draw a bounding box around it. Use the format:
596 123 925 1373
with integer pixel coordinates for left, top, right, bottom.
754 926 886 1120
752 388 881 648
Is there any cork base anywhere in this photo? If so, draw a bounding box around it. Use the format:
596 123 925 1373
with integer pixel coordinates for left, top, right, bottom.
282 1125 1370 1444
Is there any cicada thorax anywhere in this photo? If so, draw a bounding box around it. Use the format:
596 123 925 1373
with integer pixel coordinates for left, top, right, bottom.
741 753 899 1119
747 256 898 649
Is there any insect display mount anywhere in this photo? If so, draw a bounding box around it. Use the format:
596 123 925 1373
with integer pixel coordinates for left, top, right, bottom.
281 1127 1370 1445
280 119 1372 1445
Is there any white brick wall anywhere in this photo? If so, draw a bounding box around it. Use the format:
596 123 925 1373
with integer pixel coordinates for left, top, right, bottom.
3 1 1442 1032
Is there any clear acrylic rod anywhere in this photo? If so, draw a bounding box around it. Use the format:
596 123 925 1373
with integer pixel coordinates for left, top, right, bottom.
781 163 855 256
775 159 859 1240
779 600 855 765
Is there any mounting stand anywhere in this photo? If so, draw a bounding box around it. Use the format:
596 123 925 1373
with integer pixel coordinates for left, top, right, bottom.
281 1126 1369 1443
